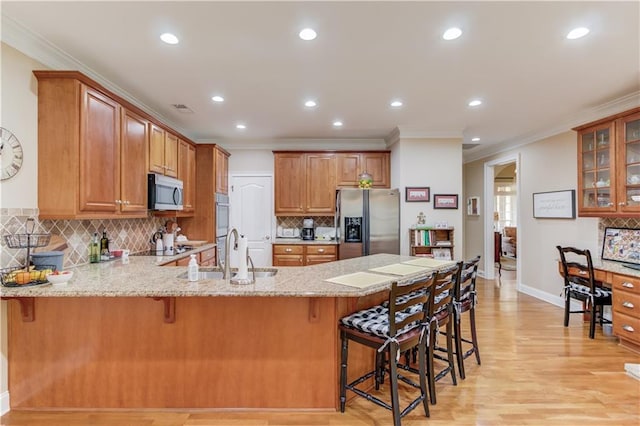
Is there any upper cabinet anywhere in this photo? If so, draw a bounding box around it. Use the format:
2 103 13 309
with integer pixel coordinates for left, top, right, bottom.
120 108 150 215
149 125 178 178
336 152 390 188
178 139 196 213
274 151 390 216
34 70 197 219
274 152 306 215
215 147 229 194
575 107 640 217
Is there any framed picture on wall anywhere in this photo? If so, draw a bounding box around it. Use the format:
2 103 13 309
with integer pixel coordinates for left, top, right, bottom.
434 194 458 209
467 196 480 215
405 187 430 202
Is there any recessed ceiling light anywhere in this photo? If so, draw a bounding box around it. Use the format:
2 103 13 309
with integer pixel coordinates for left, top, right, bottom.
236 124 246 130
390 100 403 107
333 121 343 127
305 100 317 108
160 33 179 45
468 99 482 107
211 96 224 103
471 137 480 142
567 27 590 40
299 28 317 41
442 27 462 40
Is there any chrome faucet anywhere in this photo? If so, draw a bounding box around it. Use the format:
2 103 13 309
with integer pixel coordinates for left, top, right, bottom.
222 228 239 279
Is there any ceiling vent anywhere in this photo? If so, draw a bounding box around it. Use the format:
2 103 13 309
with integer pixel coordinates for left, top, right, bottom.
171 104 194 113
462 143 480 150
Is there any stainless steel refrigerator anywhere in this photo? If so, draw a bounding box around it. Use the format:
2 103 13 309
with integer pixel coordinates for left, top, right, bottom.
336 188 400 259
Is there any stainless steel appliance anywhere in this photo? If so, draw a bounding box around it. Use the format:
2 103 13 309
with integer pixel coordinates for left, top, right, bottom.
147 173 183 211
215 193 230 264
336 188 400 260
302 218 315 240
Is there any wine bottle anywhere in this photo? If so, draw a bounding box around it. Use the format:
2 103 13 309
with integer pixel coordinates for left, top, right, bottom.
100 230 110 261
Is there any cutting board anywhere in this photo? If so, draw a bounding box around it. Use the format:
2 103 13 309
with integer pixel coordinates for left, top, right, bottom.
33 234 69 253
176 240 209 247
403 258 455 268
369 263 429 276
325 272 391 288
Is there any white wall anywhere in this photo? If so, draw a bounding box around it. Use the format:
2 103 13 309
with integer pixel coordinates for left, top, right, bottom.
464 131 599 304
0 42 47 414
391 137 463 259
227 149 274 175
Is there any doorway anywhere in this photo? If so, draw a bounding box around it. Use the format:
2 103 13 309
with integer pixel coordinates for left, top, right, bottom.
229 175 273 267
483 154 521 284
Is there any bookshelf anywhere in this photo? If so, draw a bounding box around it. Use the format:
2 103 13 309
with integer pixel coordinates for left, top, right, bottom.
409 227 454 260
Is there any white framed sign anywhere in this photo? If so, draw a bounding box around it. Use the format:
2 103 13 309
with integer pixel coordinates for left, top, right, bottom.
533 190 576 219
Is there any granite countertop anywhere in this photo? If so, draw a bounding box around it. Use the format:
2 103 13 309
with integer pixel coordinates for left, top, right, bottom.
0 253 451 298
273 238 338 245
593 258 640 278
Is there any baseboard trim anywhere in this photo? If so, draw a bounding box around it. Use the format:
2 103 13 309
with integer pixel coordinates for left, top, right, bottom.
1 390 10 415
519 282 582 310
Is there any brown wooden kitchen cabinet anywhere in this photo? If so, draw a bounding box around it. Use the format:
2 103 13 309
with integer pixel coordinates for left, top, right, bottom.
120 108 150 215
179 145 230 243
612 273 640 353
149 125 178 178
336 152 390 188
178 139 196 214
199 247 217 266
272 244 337 266
306 154 337 214
35 70 198 219
215 147 229 194
274 153 307 215
274 152 337 216
574 107 640 217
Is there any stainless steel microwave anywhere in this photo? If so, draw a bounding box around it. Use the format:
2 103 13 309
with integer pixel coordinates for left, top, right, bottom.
148 173 184 211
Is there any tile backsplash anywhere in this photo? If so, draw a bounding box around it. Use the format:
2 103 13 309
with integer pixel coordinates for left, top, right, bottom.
277 216 335 229
598 217 640 249
1 208 164 268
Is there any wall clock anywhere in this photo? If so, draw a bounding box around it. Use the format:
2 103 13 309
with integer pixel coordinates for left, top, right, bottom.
1 127 24 181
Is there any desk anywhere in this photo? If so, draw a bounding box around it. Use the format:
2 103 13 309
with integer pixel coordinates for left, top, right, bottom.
558 260 640 354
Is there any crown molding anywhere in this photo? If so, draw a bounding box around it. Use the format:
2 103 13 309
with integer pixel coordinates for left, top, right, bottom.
1 13 191 138
463 90 640 163
199 138 387 151
384 127 400 148
394 126 463 140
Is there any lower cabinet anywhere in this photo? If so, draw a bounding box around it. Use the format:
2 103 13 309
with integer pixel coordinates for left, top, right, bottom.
273 244 337 266
612 274 640 352
165 247 217 267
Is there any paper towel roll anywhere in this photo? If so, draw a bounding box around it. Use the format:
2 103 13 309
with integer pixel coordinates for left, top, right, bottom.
236 235 249 279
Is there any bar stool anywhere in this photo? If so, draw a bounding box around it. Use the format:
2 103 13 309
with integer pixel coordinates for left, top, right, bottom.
339 274 435 426
453 255 482 379
426 264 459 405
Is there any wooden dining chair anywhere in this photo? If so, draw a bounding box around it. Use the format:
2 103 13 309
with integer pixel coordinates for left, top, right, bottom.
556 246 612 339
453 255 482 379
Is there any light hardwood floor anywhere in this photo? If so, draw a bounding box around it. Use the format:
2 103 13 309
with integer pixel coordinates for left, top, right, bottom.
2 270 639 425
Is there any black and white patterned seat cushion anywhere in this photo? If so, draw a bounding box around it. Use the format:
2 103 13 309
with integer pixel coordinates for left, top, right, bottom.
340 302 424 339
568 282 612 299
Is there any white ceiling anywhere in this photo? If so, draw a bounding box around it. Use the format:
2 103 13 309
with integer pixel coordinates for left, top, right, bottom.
2 1 639 161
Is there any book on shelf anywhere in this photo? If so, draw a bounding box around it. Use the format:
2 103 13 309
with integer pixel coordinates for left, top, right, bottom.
435 241 452 246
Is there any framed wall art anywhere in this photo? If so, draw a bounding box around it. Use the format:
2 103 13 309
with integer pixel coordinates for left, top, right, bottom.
533 189 576 219
433 194 458 209
405 187 430 202
467 196 480 215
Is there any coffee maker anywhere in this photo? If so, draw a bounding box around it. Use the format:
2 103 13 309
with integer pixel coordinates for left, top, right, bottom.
302 218 315 240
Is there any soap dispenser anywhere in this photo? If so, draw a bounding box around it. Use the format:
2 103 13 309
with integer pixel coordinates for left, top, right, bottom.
188 254 199 282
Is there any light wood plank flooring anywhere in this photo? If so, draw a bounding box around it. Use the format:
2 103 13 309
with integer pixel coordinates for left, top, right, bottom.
2 270 639 425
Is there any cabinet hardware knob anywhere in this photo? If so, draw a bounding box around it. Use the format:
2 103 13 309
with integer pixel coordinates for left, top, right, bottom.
607 202 614 206
285 248 292 252
622 282 635 288
318 249 325 253
115 199 122 204
622 325 635 332
265 235 270 240
619 202 626 206
622 301 635 309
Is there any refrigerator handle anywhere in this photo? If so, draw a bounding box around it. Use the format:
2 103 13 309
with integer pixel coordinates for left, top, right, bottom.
335 190 340 242
363 190 370 256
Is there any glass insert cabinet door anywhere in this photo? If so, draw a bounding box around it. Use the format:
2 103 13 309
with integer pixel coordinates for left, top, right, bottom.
579 122 616 212
621 112 640 212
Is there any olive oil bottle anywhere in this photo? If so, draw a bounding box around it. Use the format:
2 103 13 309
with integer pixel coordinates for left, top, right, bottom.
89 232 100 263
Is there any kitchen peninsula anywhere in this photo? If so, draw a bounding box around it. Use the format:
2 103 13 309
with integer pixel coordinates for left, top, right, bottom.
1 253 453 411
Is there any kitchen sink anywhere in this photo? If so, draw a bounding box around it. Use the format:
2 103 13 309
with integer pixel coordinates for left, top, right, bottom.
177 268 277 280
